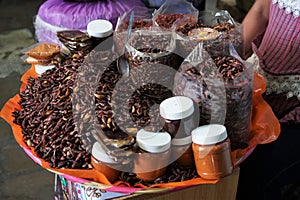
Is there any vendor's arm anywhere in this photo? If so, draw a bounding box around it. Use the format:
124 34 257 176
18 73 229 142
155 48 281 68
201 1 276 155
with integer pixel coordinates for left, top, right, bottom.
242 0 270 58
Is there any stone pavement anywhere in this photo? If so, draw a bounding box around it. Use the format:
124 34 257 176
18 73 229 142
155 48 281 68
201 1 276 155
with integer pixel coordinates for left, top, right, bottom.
0 0 54 199
0 73 54 200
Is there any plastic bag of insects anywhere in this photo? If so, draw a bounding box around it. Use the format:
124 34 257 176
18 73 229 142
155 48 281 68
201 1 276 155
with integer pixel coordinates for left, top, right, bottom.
113 7 155 55
174 43 253 150
173 10 243 59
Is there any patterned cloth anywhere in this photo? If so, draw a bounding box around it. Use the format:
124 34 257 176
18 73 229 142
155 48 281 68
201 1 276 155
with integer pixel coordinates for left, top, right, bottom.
54 175 128 200
251 0 300 123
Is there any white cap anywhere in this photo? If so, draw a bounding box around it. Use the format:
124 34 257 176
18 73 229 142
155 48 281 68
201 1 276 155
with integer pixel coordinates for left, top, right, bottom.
159 96 194 120
92 142 117 164
172 136 192 146
35 64 55 75
136 129 171 153
191 124 228 145
87 19 113 38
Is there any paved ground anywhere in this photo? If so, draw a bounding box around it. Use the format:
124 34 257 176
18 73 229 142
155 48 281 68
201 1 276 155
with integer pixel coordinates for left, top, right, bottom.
0 0 54 199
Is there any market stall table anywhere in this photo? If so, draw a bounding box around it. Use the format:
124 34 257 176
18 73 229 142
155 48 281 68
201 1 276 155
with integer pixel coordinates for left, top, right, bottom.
0 8 281 198
0 63 280 200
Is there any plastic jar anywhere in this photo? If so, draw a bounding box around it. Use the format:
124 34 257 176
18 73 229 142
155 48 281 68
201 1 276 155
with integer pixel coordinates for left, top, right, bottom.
91 142 120 182
159 96 196 138
34 64 56 76
134 129 171 182
87 19 113 50
191 124 233 179
171 136 194 167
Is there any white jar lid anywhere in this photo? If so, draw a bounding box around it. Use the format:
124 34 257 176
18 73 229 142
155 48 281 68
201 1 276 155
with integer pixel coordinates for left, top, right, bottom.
87 19 113 38
136 129 171 153
92 142 117 164
159 96 194 120
172 136 192 146
191 124 228 145
35 64 55 75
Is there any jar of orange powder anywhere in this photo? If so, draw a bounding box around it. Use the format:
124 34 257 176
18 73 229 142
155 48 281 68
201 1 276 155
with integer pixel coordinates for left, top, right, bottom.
134 129 171 182
191 124 233 179
91 142 121 182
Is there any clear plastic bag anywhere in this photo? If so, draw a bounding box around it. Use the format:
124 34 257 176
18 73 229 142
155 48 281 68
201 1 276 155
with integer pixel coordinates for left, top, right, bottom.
125 29 180 82
174 44 253 150
113 6 155 55
174 44 226 126
152 0 199 30
198 10 243 58
174 10 243 59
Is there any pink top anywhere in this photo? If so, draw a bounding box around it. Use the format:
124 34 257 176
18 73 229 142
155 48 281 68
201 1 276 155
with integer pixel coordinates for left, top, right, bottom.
253 2 300 75
252 1 300 123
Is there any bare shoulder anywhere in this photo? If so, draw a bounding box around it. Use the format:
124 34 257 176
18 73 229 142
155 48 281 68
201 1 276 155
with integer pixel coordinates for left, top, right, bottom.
255 0 271 19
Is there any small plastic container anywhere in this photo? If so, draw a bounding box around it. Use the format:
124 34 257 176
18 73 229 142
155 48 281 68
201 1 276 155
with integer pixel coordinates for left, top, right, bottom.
134 129 171 182
171 136 194 167
34 64 56 76
159 96 196 138
87 19 113 50
191 124 233 179
91 142 120 182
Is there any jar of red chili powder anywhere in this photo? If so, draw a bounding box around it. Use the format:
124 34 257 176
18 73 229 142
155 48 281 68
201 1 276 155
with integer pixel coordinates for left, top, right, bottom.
134 129 171 182
191 124 233 179
91 142 121 182
171 136 194 167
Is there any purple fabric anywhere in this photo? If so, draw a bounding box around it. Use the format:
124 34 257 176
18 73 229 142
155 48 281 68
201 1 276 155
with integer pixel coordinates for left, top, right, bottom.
65 0 98 2
38 0 146 30
34 16 61 46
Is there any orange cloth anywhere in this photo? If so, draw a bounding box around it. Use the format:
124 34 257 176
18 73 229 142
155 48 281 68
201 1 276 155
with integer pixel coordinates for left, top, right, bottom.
0 66 280 188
